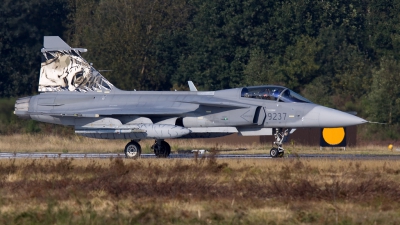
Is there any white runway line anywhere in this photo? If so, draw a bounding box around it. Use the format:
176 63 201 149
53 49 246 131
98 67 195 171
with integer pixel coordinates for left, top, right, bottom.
0 152 399 159
0 152 272 159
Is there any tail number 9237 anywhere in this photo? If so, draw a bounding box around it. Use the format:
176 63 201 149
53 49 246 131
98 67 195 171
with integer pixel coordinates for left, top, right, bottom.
267 113 286 121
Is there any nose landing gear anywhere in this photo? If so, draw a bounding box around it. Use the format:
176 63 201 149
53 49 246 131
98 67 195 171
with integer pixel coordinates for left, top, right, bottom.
270 129 289 158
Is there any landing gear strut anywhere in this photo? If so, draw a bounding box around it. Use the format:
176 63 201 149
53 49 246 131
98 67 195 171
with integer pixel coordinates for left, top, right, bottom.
270 129 289 158
152 140 171 158
124 140 141 159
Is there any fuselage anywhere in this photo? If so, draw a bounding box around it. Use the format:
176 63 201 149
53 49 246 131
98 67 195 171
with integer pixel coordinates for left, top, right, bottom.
16 86 367 131
14 36 368 158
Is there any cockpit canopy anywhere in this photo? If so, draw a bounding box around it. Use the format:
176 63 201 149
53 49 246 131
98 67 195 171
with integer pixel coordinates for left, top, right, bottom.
241 86 312 103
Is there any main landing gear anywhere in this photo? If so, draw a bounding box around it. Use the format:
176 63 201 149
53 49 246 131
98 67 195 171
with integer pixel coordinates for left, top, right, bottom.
152 140 171 158
124 139 171 159
270 129 289 158
124 140 141 159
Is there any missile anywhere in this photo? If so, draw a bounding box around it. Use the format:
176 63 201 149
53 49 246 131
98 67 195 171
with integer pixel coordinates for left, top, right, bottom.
75 123 191 139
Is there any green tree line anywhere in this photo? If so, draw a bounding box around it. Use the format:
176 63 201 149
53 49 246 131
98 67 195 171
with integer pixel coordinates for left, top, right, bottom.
1 0 399 138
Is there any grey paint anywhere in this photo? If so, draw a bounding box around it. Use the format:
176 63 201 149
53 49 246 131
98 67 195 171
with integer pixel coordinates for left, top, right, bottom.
15 37 367 142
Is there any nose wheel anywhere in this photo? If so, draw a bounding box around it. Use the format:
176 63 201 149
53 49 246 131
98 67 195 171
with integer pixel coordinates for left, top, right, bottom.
270 147 284 158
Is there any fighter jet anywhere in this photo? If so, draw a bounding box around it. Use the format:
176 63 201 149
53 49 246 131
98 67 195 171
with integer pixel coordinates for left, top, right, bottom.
14 36 367 158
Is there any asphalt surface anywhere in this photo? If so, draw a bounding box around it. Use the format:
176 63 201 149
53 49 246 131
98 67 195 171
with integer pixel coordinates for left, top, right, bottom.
0 152 400 160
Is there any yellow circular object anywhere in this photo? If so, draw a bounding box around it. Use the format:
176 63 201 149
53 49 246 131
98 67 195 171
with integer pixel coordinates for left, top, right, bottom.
388 144 393 151
322 128 345 145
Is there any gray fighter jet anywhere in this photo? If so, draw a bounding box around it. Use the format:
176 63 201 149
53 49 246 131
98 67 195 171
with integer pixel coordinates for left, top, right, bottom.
14 36 367 158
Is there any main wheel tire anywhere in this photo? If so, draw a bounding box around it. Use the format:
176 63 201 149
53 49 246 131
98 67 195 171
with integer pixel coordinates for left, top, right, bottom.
153 141 171 158
124 141 141 159
162 141 171 157
270 147 279 158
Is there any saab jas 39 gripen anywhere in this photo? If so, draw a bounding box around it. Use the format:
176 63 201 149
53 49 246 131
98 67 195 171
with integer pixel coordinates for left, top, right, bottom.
14 36 367 158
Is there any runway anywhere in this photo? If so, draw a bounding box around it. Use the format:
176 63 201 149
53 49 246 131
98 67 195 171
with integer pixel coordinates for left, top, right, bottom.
0 152 270 159
0 152 400 160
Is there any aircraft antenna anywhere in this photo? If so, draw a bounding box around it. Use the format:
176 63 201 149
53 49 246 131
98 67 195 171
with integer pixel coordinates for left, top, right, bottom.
368 121 387 124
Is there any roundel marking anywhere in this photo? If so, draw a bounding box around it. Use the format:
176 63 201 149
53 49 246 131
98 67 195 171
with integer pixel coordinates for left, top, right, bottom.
322 128 345 145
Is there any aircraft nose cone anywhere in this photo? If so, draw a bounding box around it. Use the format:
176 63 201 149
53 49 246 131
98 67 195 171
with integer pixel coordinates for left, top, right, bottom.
304 106 367 127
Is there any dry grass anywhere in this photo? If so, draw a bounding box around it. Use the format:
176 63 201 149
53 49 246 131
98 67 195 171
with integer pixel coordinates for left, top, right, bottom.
0 134 251 153
0 134 128 153
0 134 399 156
0 157 399 224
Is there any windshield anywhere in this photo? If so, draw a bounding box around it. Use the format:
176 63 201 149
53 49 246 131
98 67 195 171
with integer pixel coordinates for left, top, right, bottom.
241 85 312 103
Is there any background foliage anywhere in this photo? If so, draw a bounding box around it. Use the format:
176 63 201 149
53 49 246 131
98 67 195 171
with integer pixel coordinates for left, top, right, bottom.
1 0 399 139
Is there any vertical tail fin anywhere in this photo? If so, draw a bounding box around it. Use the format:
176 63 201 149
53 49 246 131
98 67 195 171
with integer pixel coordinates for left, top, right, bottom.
39 36 114 93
